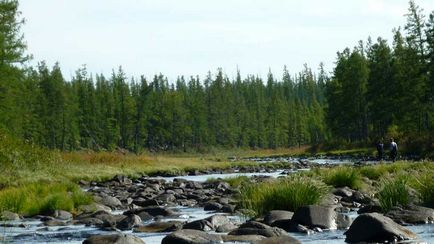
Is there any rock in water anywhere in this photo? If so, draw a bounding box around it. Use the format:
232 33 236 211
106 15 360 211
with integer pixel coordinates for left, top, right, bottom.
263 210 294 225
253 235 301 244
291 205 337 229
344 213 418 243
161 229 222 244
82 233 145 244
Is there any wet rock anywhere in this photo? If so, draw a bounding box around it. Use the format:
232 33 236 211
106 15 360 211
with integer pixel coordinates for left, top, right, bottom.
52 210 73 220
344 213 418 243
116 214 142 230
132 198 159 207
43 220 68 226
203 201 222 211
263 210 293 225
336 213 353 229
386 205 434 224
182 219 214 231
229 221 286 237
134 221 183 233
1 211 20 221
216 222 237 233
222 234 266 242
357 203 382 214
221 204 236 213
291 205 337 229
96 195 122 209
125 206 178 217
76 217 104 226
206 214 231 229
253 235 301 244
83 233 145 244
155 193 176 203
333 187 353 198
161 229 222 244
135 211 153 222
79 203 112 213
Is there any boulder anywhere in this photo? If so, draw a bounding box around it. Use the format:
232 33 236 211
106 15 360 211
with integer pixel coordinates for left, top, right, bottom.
43 220 68 226
112 175 133 185
263 210 294 225
253 236 301 244
291 205 337 229
79 203 112 213
229 222 286 238
1 211 20 221
344 213 418 243
97 195 122 209
134 221 183 233
82 233 145 244
161 229 222 244
116 214 142 230
386 205 434 224
205 214 231 229
125 207 178 217
53 210 73 220
216 222 237 233
182 219 213 231
203 202 223 211
333 187 353 198
222 235 266 242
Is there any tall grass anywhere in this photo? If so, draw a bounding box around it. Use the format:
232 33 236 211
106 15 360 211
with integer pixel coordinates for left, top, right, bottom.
0 182 92 216
323 167 363 190
377 176 410 212
238 176 328 217
412 172 434 208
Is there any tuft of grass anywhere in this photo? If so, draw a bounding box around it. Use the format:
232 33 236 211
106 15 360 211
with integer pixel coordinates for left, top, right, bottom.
323 167 363 190
377 176 410 212
412 172 434 208
0 182 92 216
238 176 328 217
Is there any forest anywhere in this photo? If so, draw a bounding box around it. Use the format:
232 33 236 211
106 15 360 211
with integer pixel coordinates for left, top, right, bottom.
0 0 433 156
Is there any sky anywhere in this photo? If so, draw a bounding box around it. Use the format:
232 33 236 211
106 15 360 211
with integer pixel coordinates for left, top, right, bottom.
19 0 434 81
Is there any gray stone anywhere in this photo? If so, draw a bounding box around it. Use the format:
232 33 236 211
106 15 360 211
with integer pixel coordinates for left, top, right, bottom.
263 210 293 225
344 213 418 243
116 214 143 230
253 236 301 244
205 214 231 229
43 220 67 226
1 211 20 221
336 213 353 229
222 235 266 242
386 205 434 224
53 210 73 220
216 222 237 233
96 195 122 209
134 221 183 233
333 187 353 198
161 229 222 244
79 203 112 213
182 219 213 231
291 205 337 229
203 202 222 211
82 233 145 244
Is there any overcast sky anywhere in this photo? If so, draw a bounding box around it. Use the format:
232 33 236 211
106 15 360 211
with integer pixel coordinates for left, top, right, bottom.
19 0 434 81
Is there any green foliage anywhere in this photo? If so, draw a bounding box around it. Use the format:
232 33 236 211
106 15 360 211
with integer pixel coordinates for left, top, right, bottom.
323 167 363 189
238 176 328 217
412 172 434 208
0 182 92 216
378 177 410 212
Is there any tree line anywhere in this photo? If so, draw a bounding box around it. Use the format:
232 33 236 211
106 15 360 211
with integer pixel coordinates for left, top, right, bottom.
0 0 433 154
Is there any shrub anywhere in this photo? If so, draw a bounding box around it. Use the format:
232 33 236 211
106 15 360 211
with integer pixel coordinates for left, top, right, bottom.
323 167 363 189
377 177 410 212
238 176 328 217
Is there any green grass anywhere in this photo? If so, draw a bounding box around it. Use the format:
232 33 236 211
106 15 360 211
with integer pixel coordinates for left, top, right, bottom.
377 176 410 212
412 172 434 208
0 182 92 216
323 166 363 190
238 176 328 217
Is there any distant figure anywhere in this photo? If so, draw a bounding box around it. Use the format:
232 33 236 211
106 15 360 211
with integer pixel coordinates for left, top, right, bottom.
376 140 384 160
389 138 398 162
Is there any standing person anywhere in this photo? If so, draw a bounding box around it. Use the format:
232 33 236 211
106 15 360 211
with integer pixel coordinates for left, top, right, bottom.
389 138 398 162
376 140 384 161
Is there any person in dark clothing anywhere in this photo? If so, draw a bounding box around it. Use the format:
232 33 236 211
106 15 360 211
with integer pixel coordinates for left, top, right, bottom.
389 138 398 162
376 140 384 161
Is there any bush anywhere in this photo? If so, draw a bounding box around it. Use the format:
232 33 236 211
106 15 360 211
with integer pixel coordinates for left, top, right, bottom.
238 176 328 217
377 177 410 212
323 167 363 189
